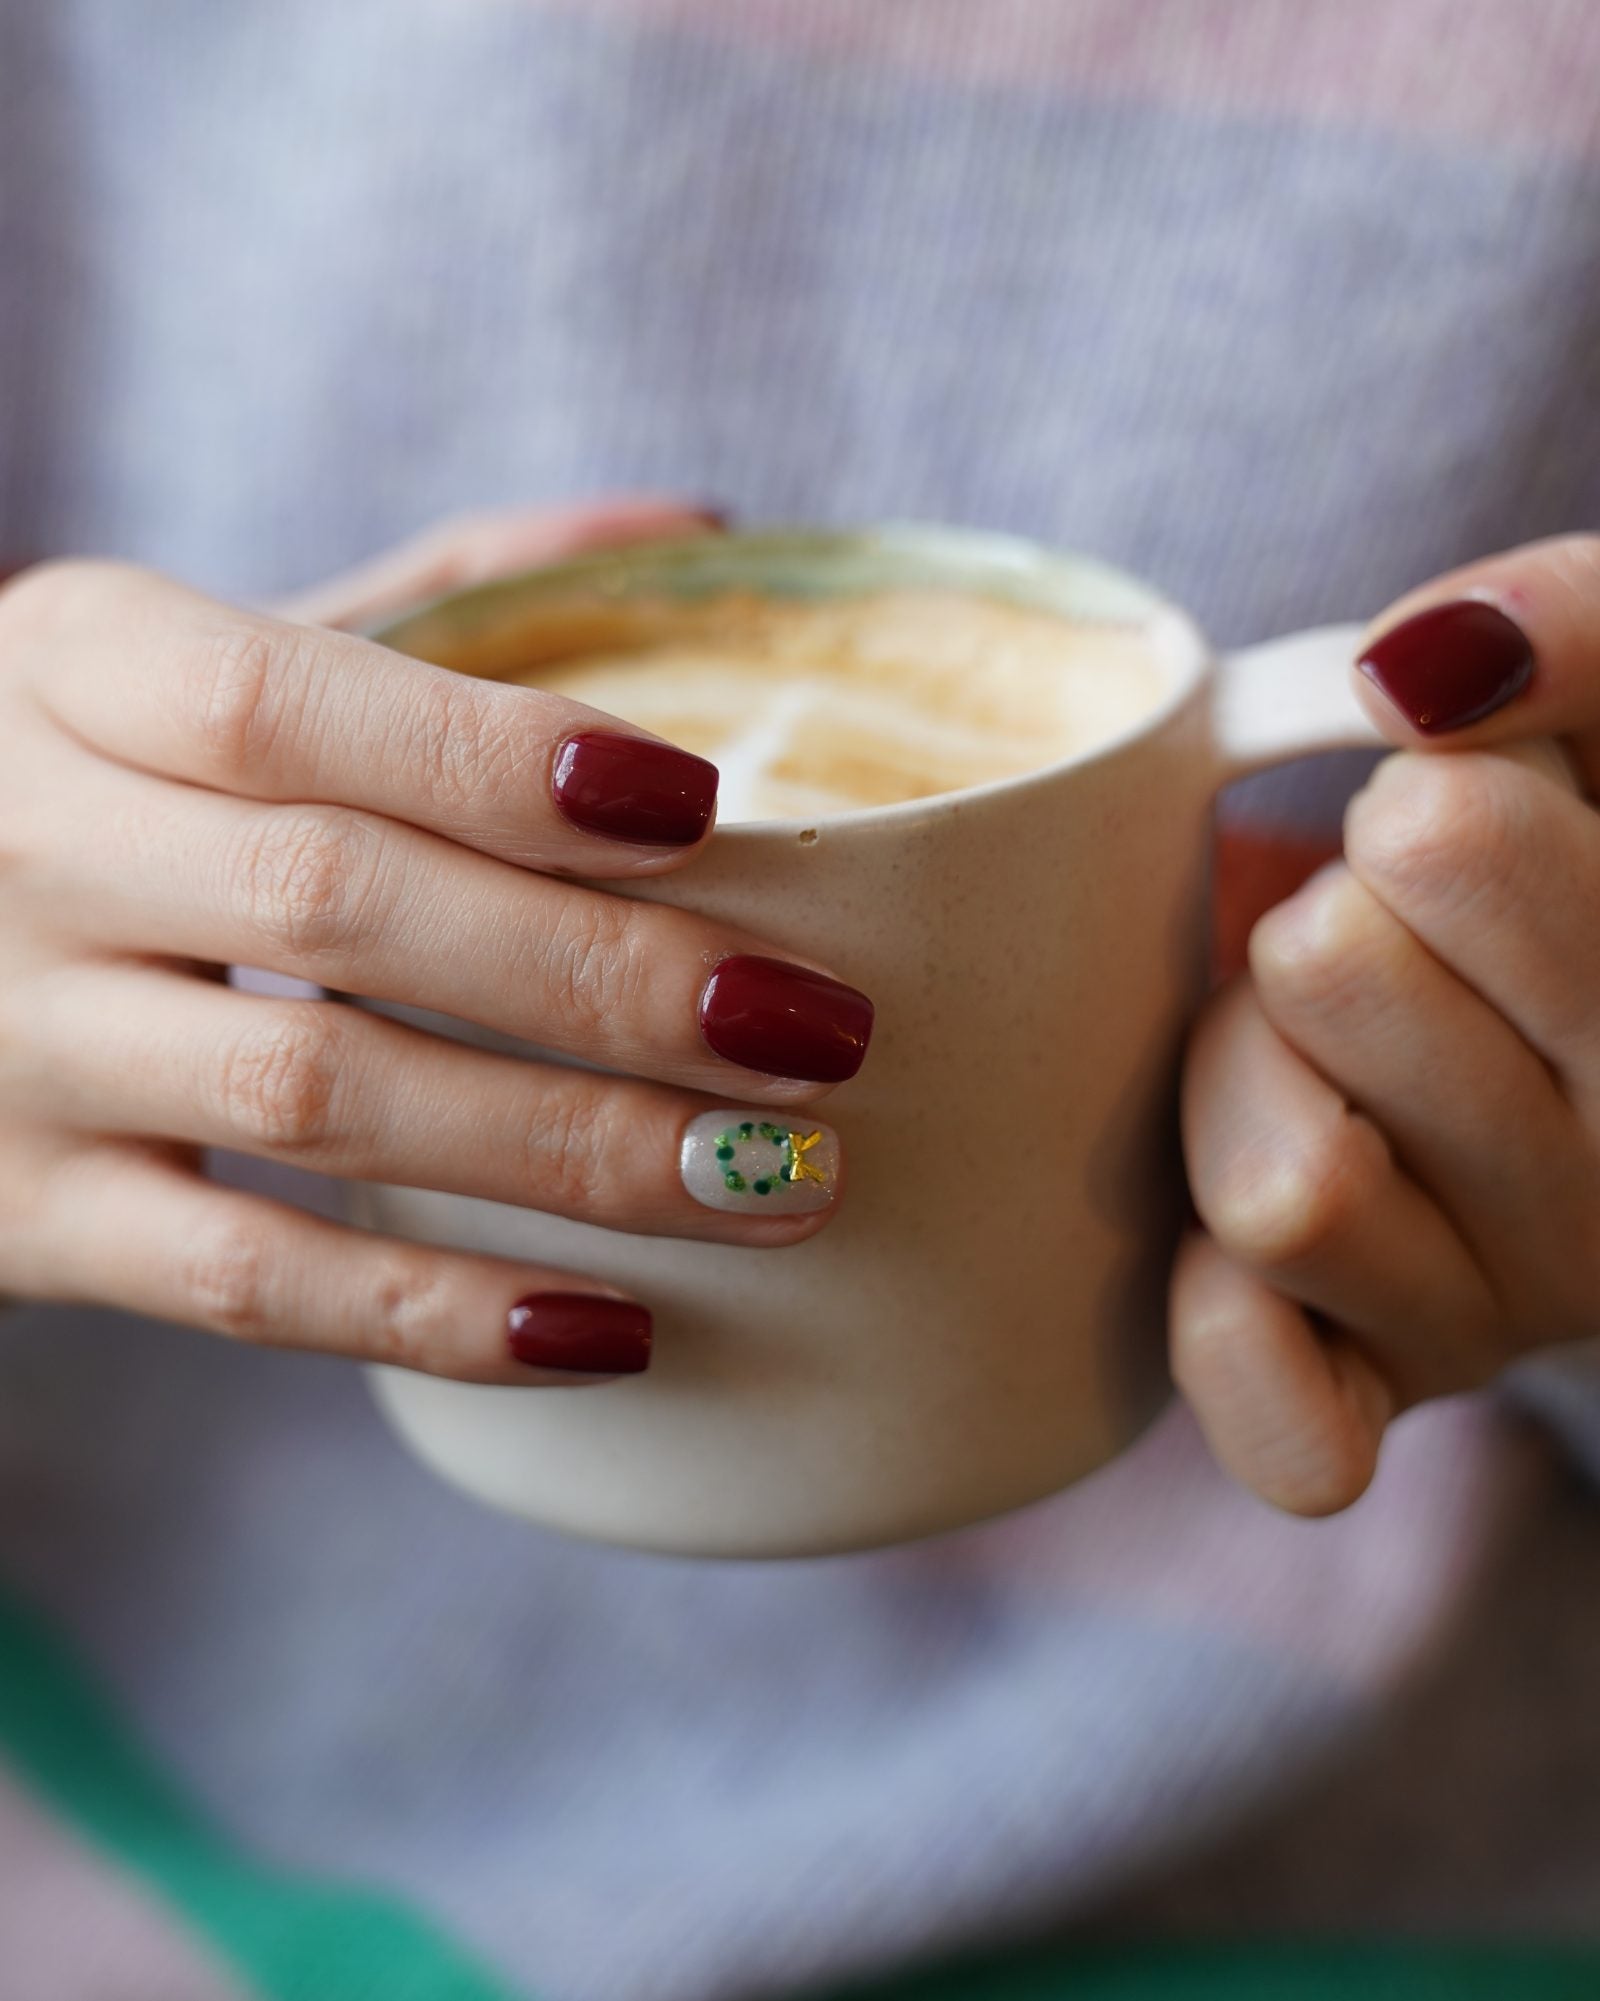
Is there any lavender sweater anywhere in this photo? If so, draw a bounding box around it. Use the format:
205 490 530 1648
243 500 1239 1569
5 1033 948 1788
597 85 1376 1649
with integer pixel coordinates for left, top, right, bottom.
1 5 1599 1998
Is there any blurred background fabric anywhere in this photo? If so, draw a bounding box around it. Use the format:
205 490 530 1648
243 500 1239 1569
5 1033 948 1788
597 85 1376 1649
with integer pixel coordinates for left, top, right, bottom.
2 3 1600 1998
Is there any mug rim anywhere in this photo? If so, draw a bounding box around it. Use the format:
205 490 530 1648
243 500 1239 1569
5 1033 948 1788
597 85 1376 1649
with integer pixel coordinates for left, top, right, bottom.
368 522 1213 838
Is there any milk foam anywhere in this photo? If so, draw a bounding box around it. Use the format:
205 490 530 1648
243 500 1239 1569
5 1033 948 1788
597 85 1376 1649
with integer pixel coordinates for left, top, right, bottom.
503 590 1169 822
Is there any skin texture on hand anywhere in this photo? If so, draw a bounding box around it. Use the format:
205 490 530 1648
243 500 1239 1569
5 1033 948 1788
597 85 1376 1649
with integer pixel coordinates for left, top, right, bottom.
0 500 867 1387
1176 534 1600 1518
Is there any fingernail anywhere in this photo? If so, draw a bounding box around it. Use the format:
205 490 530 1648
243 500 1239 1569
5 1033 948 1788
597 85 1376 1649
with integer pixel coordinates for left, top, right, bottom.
698 955 875 1083
1357 599 1534 735
681 1110 841 1214
506 1293 653 1374
552 731 718 846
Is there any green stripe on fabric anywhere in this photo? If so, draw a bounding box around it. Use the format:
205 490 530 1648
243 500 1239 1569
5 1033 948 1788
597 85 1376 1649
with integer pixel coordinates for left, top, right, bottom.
3 1583 1596 2001
819 1939 1600 2001
0 1587 521 2001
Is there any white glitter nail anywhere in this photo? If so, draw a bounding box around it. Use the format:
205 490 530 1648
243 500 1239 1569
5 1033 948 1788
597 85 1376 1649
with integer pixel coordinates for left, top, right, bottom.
680 1110 841 1215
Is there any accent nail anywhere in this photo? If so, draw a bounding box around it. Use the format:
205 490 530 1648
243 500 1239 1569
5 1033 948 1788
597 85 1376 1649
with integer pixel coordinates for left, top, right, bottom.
698 955 875 1083
681 1110 841 1214
552 731 718 847
506 1293 653 1374
1356 599 1534 735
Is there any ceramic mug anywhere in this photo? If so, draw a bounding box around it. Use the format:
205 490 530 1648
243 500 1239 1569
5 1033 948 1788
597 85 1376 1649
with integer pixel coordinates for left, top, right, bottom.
350 527 1385 1558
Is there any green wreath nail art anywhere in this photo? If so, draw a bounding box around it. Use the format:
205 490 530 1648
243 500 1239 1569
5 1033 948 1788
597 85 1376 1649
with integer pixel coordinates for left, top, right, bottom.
683 1112 841 1214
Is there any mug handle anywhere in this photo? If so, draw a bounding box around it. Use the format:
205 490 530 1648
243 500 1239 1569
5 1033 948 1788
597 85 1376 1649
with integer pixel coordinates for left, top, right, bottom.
1210 623 1387 781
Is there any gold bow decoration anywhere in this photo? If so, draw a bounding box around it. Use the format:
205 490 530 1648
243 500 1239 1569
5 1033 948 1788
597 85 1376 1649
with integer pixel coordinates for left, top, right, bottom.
784 1129 828 1186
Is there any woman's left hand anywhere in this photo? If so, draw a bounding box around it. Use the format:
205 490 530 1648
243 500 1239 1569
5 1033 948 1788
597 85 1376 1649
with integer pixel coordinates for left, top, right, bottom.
1175 534 1600 1515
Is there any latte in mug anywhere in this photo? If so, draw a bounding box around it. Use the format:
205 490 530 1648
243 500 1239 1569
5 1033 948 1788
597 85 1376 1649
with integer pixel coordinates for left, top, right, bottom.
452 589 1169 819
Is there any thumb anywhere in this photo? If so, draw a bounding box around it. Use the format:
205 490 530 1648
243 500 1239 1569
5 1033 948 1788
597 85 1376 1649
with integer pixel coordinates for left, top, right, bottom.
1353 533 1600 795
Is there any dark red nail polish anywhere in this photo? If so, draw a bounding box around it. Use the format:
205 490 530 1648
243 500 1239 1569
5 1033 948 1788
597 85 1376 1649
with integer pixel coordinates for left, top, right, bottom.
1357 599 1534 735
552 731 717 846
690 502 735 529
506 1293 653 1374
699 954 874 1083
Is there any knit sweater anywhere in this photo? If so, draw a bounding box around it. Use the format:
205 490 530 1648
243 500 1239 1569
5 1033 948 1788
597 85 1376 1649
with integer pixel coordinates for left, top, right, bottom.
2 6 1599 1998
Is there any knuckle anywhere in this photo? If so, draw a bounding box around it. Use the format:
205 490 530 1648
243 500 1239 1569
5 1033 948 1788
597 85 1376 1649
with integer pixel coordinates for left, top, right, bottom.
365 1250 460 1373
408 671 515 817
1247 868 1377 1018
238 806 385 966
524 1089 612 1218
543 899 649 1051
215 1009 345 1154
187 622 281 779
1206 1114 1388 1275
1346 753 1514 911
178 1212 273 1341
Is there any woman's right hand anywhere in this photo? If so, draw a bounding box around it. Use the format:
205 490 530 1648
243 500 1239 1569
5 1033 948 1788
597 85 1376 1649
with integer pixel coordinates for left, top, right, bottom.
0 506 870 1384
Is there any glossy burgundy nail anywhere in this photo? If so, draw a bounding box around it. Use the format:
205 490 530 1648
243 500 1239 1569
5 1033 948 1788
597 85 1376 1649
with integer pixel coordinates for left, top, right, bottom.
552 731 718 846
506 1293 653 1374
1357 599 1534 735
699 955 875 1083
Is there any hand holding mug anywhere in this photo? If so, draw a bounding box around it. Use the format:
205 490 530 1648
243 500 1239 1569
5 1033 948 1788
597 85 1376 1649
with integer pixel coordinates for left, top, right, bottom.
1178 534 1600 1517
0 500 865 1384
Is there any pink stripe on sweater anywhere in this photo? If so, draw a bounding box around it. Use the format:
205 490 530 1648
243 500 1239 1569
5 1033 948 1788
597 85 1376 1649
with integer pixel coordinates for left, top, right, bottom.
920 1395 1542 1692
0 1764 245 2001
556 0 1600 155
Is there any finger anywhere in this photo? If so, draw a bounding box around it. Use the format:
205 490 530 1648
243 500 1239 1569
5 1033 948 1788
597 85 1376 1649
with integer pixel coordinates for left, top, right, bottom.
1171 1228 1394 1517
30 1143 654 1385
1184 967 1500 1401
277 496 728 630
1353 534 1600 791
32 762 873 1096
16 964 842 1243
1248 850 1599 1345
1340 747 1600 1114
7 560 719 878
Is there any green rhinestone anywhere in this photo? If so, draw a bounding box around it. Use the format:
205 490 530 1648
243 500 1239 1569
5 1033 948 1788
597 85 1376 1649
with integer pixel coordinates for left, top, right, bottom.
739 1122 754 1138
715 1145 734 1162
753 1179 772 1195
779 1165 792 1181
724 1170 746 1192
760 1123 784 1144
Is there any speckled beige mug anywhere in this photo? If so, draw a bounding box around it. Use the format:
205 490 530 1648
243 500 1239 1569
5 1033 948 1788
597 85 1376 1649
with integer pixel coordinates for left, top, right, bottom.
352 528 1384 1557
